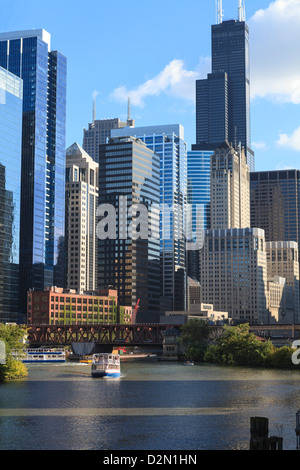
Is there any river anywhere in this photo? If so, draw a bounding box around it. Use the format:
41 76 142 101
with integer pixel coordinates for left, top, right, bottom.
0 359 299 451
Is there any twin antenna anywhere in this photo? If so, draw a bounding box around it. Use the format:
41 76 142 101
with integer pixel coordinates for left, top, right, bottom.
216 0 246 24
92 95 132 123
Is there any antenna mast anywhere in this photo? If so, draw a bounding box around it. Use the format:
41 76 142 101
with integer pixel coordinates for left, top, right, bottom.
93 96 96 122
127 96 131 121
216 0 224 24
238 0 246 22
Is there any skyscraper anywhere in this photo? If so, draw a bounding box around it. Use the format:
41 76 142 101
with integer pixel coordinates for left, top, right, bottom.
201 228 268 324
210 143 250 230
83 118 133 163
0 66 23 323
186 148 213 280
111 124 187 312
82 98 135 163
0 29 67 318
250 170 300 253
266 241 300 324
98 136 160 321
194 3 254 171
65 143 99 294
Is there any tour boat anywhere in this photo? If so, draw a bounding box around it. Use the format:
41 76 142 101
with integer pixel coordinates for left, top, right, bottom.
20 348 66 363
91 353 121 378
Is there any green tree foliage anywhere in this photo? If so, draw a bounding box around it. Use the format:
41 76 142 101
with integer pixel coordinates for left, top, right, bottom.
267 345 297 369
179 319 211 361
204 323 275 367
0 323 28 382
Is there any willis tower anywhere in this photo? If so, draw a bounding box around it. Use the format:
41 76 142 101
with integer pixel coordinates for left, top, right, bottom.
193 0 254 171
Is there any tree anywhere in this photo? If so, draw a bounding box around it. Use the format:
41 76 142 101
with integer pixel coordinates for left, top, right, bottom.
204 323 275 367
268 345 297 369
0 324 28 382
179 319 211 361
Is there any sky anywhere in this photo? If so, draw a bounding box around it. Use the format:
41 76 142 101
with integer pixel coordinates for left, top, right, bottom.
1 0 300 172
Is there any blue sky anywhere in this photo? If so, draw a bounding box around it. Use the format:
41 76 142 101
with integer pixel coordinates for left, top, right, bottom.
1 0 300 172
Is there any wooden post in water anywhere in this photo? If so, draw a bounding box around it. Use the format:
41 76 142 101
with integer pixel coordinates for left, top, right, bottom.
250 417 283 450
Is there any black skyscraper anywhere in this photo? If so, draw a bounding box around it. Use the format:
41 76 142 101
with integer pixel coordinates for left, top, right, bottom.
194 13 254 172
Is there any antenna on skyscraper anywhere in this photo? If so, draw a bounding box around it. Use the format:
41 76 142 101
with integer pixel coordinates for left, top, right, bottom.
238 0 246 22
216 0 224 24
127 96 131 122
93 96 96 122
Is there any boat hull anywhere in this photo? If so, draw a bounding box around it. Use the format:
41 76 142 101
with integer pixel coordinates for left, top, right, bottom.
23 359 65 363
91 370 120 378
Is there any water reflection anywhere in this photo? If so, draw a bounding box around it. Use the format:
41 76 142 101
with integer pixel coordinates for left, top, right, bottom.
0 362 299 450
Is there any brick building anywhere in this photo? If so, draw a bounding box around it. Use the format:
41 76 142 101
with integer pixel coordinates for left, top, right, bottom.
27 287 132 325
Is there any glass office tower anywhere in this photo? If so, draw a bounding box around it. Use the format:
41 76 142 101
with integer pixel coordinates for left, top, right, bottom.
98 136 160 322
111 124 187 312
0 67 23 323
186 149 213 280
195 17 254 172
0 30 67 319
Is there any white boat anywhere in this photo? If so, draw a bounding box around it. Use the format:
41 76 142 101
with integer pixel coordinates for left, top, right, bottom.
19 348 66 363
184 360 194 366
91 353 120 378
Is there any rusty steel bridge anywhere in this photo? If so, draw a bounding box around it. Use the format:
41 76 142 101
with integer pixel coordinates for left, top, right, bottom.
26 323 300 347
27 323 180 346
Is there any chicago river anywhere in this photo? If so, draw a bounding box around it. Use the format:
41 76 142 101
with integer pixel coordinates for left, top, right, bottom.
0 360 299 450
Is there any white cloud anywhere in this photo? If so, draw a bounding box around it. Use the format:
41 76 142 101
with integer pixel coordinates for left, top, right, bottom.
252 141 267 150
277 126 300 150
249 0 300 104
110 58 210 107
111 0 300 108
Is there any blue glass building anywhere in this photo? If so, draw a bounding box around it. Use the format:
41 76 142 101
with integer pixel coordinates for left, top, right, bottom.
0 67 23 323
187 149 213 280
112 124 187 311
0 30 67 320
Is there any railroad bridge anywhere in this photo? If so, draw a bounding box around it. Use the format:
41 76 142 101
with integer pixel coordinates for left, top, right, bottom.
27 323 300 347
28 323 180 346
28 323 225 346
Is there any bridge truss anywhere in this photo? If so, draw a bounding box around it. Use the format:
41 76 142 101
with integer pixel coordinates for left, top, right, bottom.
28 323 179 346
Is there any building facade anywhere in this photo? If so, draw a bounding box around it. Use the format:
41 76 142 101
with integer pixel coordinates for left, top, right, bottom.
186 149 213 280
98 136 160 321
210 143 250 230
195 17 254 171
200 228 268 324
65 143 99 294
0 66 23 323
250 170 300 253
266 241 300 323
27 286 132 325
111 124 187 312
0 29 67 320
83 117 134 163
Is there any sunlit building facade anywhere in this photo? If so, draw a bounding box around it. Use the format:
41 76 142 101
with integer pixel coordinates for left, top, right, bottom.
0 29 67 320
65 143 99 294
201 228 268 324
186 149 213 280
